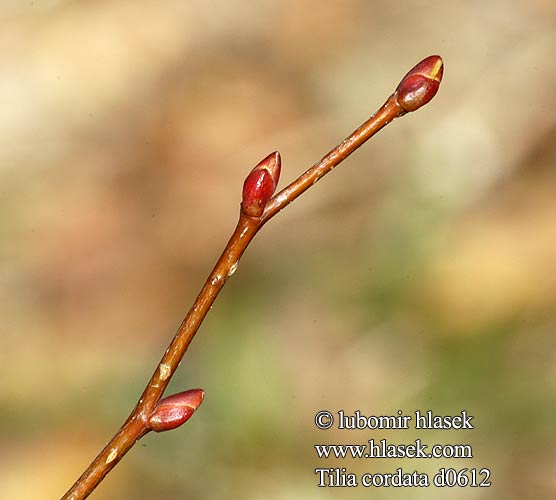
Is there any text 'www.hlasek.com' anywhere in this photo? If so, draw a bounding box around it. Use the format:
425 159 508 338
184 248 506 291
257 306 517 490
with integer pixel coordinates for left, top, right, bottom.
313 409 491 489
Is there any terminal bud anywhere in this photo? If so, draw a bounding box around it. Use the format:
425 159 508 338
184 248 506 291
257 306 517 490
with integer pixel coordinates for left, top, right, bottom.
241 151 281 217
147 389 204 432
395 55 443 113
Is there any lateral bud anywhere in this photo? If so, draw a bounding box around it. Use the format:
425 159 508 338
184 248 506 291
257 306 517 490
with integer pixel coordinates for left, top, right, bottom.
241 151 281 217
395 55 444 113
147 389 204 432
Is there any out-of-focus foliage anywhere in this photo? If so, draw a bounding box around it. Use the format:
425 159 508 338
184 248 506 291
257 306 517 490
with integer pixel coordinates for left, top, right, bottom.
1 1 555 499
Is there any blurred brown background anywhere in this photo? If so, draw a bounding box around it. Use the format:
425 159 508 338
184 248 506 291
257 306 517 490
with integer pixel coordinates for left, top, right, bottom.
1 1 555 499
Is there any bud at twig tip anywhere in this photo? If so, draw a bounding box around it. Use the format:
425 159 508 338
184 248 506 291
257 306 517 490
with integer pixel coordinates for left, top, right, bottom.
147 389 204 433
395 55 444 113
241 151 281 218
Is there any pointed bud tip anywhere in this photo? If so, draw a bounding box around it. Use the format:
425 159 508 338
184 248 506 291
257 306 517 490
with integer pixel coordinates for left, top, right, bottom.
264 150 281 176
147 389 205 433
241 151 281 217
395 55 444 112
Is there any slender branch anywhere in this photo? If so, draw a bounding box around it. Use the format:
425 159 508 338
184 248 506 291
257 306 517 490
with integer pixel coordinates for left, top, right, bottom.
61 55 443 500
262 97 401 222
61 216 259 499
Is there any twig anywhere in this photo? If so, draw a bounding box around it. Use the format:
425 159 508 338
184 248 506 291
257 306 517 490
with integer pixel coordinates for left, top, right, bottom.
61 55 443 500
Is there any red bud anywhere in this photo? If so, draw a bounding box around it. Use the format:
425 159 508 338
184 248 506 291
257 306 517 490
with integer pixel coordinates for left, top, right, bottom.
147 389 204 432
395 55 443 112
241 151 281 217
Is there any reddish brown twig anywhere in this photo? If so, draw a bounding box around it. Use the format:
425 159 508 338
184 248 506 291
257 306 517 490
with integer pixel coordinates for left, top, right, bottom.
61 55 443 500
